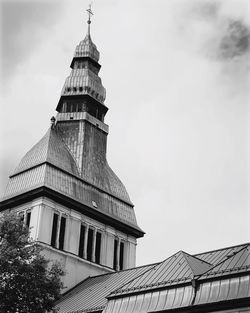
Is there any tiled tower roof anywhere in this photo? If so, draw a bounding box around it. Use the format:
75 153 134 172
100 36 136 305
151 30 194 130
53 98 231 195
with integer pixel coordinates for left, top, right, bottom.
57 11 106 110
74 33 100 62
2 124 141 233
0 8 144 239
13 127 80 177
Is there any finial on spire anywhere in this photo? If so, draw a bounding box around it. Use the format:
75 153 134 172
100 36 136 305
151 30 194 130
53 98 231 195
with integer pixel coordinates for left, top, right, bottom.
50 116 56 129
86 3 93 35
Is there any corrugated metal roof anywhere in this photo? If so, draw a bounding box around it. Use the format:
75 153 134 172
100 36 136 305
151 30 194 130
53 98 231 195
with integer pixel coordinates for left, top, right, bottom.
110 251 212 296
56 264 156 313
56 243 250 313
195 243 248 265
200 244 250 279
103 275 250 313
103 285 194 313
194 275 250 306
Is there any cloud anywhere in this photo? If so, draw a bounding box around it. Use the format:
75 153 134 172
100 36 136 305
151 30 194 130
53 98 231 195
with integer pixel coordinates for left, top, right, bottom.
171 0 250 101
0 0 63 83
174 0 250 59
219 19 250 59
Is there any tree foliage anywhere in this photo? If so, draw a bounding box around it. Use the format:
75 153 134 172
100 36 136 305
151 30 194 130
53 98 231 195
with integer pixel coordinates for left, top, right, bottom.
0 211 64 313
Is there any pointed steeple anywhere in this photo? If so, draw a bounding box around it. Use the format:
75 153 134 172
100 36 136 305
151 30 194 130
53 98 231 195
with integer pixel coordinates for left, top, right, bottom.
72 5 100 64
0 6 144 291
56 5 107 121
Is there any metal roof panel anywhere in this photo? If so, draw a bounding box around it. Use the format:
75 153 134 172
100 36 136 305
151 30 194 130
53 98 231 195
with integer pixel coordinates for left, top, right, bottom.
56 243 250 313
56 264 156 313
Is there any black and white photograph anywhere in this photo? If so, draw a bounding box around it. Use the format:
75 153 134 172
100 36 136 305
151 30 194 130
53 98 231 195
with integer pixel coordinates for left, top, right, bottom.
0 0 249 312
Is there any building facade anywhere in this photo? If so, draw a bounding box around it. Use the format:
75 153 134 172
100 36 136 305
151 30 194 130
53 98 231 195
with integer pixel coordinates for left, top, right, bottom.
0 12 144 291
1 9 250 313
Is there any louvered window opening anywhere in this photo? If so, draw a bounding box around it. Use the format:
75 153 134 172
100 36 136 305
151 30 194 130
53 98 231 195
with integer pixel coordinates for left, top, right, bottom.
113 238 125 271
78 223 102 265
60 101 105 121
19 210 31 228
51 213 66 251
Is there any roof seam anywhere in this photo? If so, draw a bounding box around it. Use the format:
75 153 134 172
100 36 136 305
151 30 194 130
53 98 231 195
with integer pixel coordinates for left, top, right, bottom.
196 244 249 279
194 242 250 258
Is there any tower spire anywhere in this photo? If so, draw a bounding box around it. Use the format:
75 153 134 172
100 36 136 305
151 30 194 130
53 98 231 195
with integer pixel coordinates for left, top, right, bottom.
86 3 93 36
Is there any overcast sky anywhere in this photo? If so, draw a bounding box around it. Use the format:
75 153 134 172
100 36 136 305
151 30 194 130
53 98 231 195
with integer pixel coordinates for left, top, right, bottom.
0 0 249 266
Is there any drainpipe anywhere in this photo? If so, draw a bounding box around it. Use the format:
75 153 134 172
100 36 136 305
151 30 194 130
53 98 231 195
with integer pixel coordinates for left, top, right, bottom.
191 277 198 305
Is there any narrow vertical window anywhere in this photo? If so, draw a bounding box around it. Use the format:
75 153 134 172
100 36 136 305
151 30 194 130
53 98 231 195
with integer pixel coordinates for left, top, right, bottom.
113 238 118 270
26 211 31 228
95 232 102 265
87 228 93 261
119 241 124 271
78 224 86 258
59 216 66 250
51 213 58 247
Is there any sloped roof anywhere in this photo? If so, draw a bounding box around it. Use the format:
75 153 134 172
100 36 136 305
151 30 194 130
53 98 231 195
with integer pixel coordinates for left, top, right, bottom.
74 33 100 63
195 242 248 265
56 263 156 313
2 125 142 234
56 243 250 313
12 127 79 177
111 243 250 297
110 251 212 296
104 274 250 313
200 243 250 279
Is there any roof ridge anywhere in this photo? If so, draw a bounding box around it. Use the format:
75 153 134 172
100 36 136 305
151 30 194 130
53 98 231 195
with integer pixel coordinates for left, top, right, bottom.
197 244 249 278
181 250 213 266
45 127 52 167
179 251 213 277
194 242 250 257
55 126 81 175
108 250 194 297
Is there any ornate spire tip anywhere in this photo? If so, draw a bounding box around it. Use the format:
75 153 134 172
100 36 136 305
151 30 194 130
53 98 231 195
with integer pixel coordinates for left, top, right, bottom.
86 3 93 35
86 3 93 25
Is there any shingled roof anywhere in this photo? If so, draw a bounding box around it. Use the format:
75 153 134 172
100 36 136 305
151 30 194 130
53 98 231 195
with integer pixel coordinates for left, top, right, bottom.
12 127 80 177
1 126 143 236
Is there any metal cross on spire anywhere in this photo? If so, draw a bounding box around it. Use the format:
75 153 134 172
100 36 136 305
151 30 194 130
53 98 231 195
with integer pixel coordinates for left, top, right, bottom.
86 3 93 35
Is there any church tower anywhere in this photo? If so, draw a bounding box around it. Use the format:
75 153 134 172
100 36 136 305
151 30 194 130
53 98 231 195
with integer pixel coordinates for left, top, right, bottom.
0 8 144 290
